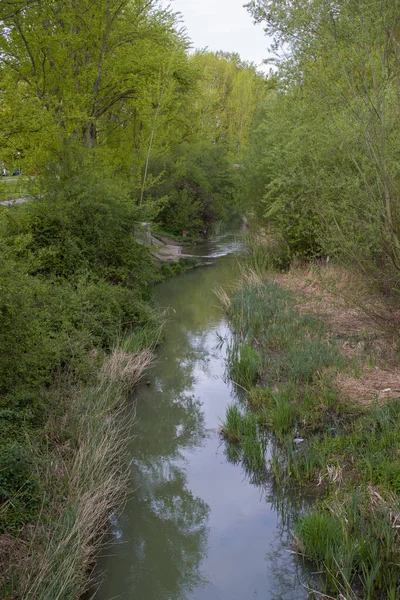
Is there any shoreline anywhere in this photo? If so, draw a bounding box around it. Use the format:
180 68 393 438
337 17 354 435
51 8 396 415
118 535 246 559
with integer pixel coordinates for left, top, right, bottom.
1 338 157 599
219 258 400 599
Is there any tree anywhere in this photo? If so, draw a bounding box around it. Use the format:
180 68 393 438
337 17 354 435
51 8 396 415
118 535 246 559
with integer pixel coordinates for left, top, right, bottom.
244 0 400 292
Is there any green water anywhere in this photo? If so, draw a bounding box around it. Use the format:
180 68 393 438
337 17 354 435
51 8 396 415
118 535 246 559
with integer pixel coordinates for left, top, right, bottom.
95 234 311 600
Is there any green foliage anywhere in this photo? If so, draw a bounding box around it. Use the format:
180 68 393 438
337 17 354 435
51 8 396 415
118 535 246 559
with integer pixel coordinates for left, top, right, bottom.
295 494 400 597
149 142 238 237
3 158 155 287
0 154 157 434
160 258 197 278
241 0 400 293
0 154 161 560
0 1 266 595
0 444 42 531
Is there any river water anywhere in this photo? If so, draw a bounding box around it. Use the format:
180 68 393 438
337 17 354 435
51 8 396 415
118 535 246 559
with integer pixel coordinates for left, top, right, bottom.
95 232 311 600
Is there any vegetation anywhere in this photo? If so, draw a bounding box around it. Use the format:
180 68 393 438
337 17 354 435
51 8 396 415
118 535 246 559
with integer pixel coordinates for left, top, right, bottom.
0 0 268 595
239 0 400 297
3 0 400 596
224 6 400 591
220 267 400 599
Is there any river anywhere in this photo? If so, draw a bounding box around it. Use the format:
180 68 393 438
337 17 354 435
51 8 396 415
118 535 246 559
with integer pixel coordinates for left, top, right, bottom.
94 231 311 600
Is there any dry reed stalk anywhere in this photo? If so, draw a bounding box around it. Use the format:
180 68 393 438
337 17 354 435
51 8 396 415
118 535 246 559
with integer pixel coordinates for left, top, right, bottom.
213 285 231 311
13 347 154 599
239 266 264 287
101 348 154 387
214 266 264 312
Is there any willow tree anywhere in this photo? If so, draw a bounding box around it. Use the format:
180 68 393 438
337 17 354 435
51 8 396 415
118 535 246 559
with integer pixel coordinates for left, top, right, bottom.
245 0 400 291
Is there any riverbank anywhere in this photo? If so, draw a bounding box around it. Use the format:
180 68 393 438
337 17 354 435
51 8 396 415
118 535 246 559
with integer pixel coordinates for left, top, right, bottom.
219 262 400 599
0 329 160 599
0 172 165 598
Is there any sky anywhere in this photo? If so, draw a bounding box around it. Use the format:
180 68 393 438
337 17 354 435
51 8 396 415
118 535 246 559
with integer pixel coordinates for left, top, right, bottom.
170 0 272 70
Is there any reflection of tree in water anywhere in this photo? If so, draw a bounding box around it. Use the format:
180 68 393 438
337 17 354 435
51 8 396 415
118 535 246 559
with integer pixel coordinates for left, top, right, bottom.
223 436 314 600
127 461 210 600
116 319 212 598
97 253 242 600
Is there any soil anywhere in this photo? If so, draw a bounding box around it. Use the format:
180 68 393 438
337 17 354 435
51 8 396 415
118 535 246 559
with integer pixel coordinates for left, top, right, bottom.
271 264 400 407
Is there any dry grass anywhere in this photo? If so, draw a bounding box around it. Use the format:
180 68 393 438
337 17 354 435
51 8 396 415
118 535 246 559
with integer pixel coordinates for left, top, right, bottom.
16 379 129 600
337 368 400 407
214 267 264 312
102 348 154 387
4 345 154 600
272 264 386 337
214 285 231 312
270 263 400 407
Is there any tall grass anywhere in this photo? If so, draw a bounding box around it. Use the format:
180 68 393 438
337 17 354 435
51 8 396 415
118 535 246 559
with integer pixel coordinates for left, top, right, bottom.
218 268 400 599
7 344 154 600
229 343 261 389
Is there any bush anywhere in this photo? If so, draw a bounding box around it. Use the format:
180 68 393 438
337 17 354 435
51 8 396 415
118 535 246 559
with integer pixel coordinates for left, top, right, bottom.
148 142 237 237
0 444 42 531
2 161 155 287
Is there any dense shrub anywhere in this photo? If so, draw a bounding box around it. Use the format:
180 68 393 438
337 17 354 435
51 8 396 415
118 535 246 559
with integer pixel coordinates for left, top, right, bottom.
2 163 155 287
149 142 237 237
0 444 42 531
0 157 160 538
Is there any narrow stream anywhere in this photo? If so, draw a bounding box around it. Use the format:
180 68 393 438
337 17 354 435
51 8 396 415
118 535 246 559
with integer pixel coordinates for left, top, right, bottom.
95 232 311 600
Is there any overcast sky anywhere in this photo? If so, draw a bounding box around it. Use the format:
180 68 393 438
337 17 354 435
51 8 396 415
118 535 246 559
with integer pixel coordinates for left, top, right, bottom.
170 0 272 70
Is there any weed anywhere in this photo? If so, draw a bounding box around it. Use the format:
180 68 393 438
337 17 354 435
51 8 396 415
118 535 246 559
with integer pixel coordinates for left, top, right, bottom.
229 343 261 389
222 404 243 442
218 268 400 599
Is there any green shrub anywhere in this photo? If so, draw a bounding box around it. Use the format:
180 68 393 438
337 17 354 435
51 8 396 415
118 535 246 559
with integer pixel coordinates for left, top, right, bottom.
2 163 155 288
150 142 237 238
0 444 42 531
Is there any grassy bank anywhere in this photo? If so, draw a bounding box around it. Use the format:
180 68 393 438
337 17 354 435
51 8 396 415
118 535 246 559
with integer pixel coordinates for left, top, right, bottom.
0 160 165 597
2 338 156 599
218 267 400 599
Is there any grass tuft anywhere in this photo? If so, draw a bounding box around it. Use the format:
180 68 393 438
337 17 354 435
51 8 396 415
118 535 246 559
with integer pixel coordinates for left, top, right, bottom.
218 266 400 599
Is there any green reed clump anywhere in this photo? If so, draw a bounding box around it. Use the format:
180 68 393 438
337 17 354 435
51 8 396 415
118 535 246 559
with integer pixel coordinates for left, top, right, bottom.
295 511 344 564
223 404 243 442
287 338 343 382
296 491 400 599
219 273 400 599
229 343 261 389
230 280 293 339
260 392 297 442
222 405 266 471
222 405 258 443
247 387 274 412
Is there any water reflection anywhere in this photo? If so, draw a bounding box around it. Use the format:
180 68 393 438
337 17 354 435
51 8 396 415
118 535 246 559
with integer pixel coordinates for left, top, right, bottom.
95 235 311 600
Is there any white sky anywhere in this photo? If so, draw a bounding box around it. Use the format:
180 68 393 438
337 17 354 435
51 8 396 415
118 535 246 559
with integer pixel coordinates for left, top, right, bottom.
170 0 272 70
